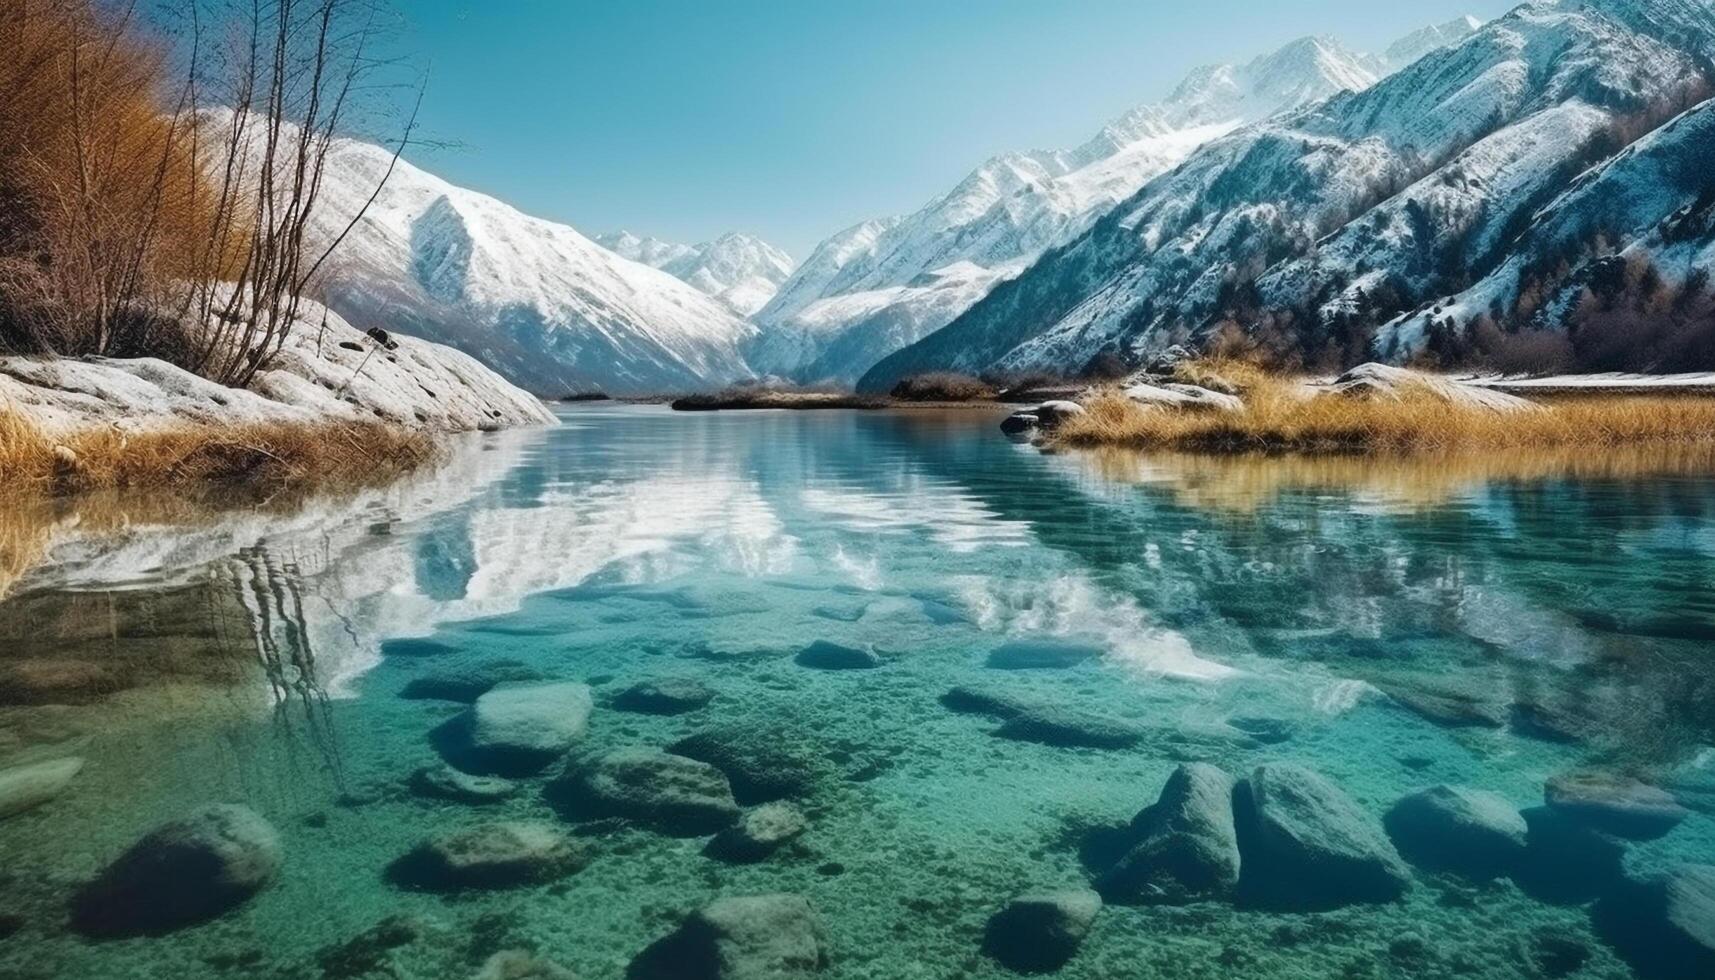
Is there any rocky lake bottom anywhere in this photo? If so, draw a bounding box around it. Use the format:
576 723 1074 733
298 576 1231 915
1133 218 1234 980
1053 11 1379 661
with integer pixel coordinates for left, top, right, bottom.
1 405 1713 979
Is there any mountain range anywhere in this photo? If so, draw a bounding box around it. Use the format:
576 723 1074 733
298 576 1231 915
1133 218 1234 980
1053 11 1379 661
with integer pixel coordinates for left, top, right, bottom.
303 2 1715 396
859 0 1715 388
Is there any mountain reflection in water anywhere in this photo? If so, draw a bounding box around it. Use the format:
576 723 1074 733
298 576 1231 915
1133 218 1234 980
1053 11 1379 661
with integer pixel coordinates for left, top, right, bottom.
1 405 1712 980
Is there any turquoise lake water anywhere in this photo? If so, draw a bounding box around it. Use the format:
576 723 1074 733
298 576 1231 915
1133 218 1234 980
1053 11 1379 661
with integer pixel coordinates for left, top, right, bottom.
1 404 1713 978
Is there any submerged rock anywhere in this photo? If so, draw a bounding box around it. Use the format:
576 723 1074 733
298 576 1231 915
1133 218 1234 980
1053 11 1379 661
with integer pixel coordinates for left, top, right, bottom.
706 803 808 863
401 660 545 703
630 893 829 979
475 950 580 980
73 804 281 936
316 915 423 979
457 682 593 776
982 889 1102 973
1383 785 1526 880
994 705 1145 750
985 639 1103 670
1593 864 1715 978
1098 763 1240 905
553 749 739 836
0 755 83 819
1236 764 1410 910
612 678 716 715
410 764 518 804
1371 676 1507 729
1516 805 1628 904
670 724 830 804
794 641 883 671
939 685 1035 719
1544 770 1688 840
392 821 587 891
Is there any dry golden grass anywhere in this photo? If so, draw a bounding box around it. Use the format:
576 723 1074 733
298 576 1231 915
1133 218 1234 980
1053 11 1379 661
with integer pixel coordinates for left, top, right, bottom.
1056 368 1715 456
0 409 437 501
1068 445 1715 513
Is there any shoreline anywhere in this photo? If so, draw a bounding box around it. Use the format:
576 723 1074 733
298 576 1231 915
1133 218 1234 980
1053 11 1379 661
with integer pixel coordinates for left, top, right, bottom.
0 301 555 502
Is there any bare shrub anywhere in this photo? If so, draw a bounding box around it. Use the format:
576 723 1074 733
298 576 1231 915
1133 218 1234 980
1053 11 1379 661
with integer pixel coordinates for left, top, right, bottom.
889 373 996 402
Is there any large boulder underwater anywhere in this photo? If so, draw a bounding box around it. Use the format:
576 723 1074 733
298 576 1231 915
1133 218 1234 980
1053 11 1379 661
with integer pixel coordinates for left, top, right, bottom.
72 804 281 937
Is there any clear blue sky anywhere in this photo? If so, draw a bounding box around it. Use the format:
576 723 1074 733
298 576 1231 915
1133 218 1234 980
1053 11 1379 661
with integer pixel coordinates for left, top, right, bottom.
396 0 1512 257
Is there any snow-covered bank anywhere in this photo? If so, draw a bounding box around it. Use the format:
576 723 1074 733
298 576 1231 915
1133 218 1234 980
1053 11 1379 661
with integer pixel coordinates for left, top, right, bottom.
0 300 554 437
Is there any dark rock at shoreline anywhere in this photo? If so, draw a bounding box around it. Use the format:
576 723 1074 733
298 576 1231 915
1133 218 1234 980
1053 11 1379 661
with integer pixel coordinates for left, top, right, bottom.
552 749 740 836
390 821 587 891
409 764 519 804
1235 764 1410 910
628 894 829 979
1000 412 1040 435
1544 770 1688 840
985 639 1103 670
1515 805 1628 904
612 678 716 715
706 803 808 863
1383 785 1526 880
794 641 883 671
1099 763 1240 905
982 889 1102 973
401 660 545 703
72 804 281 936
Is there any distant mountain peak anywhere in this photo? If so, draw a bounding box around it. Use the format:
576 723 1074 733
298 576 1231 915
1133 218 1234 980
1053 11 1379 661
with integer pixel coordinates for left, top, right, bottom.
598 229 796 317
1382 14 1484 69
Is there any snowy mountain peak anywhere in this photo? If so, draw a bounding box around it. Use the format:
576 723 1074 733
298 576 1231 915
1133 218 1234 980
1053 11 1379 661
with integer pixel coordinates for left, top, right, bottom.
1384 15 1485 69
1162 34 1384 129
594 230 698 269
300 133 755 395
597 230 796 317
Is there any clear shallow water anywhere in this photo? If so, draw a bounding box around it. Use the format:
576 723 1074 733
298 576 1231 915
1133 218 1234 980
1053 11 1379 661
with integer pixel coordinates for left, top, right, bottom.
1 404 1713 979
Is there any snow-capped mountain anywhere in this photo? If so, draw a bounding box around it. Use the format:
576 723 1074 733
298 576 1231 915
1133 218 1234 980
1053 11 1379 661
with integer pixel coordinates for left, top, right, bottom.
752 19 1483 386
596 231 796 317
307 145 755 395
858 0 1715 390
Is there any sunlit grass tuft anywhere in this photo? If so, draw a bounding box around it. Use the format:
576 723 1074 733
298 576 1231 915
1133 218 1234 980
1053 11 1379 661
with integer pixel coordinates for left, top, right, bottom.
0 409 437 501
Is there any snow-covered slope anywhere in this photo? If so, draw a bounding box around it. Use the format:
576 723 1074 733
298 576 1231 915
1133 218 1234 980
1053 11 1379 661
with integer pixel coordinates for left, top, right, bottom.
595 230 796 317
859 0 1714 390
0 297 553 436
1377 93 1715 357
752 22 1477 386
310 141 756 395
